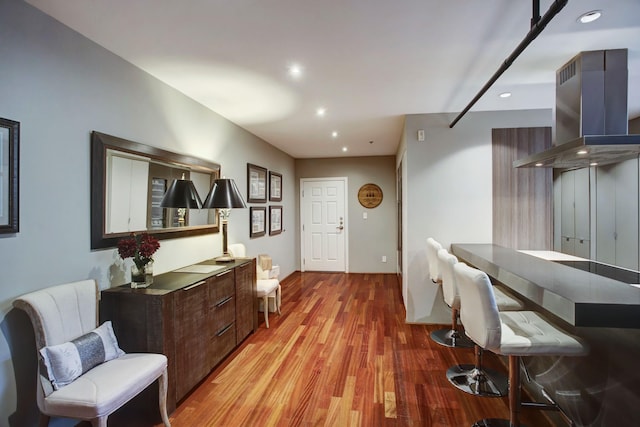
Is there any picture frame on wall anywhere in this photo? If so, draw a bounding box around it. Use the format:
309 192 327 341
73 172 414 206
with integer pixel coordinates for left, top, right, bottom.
0 118 19 234
247 163 267 203
269 171 282 202
269 205 282 235
250 206 266 238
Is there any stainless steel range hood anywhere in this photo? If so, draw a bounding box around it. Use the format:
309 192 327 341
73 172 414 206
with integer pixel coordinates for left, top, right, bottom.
514 49 640 169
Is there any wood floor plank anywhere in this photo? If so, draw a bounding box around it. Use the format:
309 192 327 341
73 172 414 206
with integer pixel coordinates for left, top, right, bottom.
107 271 556 427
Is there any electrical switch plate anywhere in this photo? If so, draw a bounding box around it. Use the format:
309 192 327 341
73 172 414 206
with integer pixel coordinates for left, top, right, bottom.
382 255 387 262
363 212 367 219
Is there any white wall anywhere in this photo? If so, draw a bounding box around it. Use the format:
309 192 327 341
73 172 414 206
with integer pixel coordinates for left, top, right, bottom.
400 110 551 323
0 2 295 425
295 156 397 273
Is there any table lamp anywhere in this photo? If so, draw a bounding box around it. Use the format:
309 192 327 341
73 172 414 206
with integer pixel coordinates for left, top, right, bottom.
203 178 247 262
159 174 203 226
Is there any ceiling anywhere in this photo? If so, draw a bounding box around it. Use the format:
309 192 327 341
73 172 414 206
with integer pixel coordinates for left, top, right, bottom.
26 0 640 159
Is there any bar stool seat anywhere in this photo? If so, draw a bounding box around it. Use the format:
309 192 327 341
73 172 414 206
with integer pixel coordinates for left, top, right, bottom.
452 262 587 427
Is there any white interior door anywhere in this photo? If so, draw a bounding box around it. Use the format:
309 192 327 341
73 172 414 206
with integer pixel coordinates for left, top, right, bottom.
301 178 348 272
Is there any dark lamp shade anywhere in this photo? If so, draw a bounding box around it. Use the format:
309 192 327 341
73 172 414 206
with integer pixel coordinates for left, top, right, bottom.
203 178 247 209
159 179 203 209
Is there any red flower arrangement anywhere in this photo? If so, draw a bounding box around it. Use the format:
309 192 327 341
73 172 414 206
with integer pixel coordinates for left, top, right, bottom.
117 232 160 270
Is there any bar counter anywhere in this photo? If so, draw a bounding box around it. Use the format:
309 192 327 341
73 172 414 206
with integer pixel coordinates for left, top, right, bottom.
451 243 640 328
451 243 640 426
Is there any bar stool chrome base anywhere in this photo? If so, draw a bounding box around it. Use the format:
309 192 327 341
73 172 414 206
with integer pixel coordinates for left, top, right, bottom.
446 364 508 397
447 344 509 397
471 419 527 427
430 328 474 348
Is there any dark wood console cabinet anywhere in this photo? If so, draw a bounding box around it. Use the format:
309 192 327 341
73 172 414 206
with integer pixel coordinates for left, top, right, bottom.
100 258 257 412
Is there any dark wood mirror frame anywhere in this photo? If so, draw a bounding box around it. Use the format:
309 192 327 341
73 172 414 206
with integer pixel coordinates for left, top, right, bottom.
0 118 19 234
91 131 221 250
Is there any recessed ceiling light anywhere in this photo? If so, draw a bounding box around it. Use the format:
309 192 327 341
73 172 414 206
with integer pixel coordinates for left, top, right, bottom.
316 107 326 117
288 63 303 78
590 162 598 166
578 10 602 24
342 147 348 152
331 131 338 138
535 163 543 167
577 149 588 155
499 92 512 98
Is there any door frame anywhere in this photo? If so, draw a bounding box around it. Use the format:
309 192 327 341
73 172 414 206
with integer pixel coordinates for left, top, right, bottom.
300 177 349 273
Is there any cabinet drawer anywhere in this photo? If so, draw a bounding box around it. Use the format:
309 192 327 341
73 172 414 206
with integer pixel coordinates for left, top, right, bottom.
208 269 235 306
210 321 236 368
211 294 235 333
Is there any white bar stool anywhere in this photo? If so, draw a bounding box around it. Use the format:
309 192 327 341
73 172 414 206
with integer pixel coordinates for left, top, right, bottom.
453 262 588 427
430 248 474 348
445 262 523 398
426 237 443 284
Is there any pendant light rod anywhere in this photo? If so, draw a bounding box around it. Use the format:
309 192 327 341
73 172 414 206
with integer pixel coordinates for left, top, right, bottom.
531 0 541 28
449 0 568 129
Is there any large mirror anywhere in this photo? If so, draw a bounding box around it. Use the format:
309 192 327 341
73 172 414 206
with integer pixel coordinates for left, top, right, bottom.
91 131 220 249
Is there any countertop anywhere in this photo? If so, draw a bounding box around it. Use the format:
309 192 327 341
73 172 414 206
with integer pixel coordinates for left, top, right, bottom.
102 258 253 295
451 244 640 328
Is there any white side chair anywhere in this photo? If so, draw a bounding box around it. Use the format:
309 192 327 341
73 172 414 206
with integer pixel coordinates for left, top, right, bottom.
453 262 588 427
257 254 282 315
13 280 171 427
228 243 281 328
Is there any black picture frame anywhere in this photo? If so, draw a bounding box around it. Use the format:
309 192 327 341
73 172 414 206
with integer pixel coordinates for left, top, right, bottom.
269 205 283 236
0 118 19 234
269 171 282 202
247 163 267 203
250 206 266 238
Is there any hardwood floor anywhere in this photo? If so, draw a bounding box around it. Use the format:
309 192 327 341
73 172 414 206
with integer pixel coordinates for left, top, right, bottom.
113 271 555 426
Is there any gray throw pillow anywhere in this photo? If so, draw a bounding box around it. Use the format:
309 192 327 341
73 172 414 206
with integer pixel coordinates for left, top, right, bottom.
39 321 125 390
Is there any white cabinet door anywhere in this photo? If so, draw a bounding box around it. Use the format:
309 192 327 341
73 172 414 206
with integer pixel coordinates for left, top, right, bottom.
574 167 590 241
614 159 639 269
560 169 590 257
595 158 639 269
560 170 575 241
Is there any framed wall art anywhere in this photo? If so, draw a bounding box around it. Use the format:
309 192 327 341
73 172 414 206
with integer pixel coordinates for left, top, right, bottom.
247 163 267 203
269 171 282 202
0 118 19 234
269 205 282 235
357 183 383 208
250 206 266 238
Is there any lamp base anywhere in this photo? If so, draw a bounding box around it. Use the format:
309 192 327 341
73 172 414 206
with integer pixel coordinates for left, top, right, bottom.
215 254 235 263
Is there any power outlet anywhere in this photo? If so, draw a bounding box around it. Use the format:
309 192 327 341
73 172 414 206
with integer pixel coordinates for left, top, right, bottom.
382 255 387 263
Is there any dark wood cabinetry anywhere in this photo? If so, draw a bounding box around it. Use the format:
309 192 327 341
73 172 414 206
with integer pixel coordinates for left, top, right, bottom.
100 259 256 412
208 268 237 369
234 261 256 344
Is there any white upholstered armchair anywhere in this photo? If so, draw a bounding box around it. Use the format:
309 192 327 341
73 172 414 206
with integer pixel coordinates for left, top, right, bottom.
13 279 171 427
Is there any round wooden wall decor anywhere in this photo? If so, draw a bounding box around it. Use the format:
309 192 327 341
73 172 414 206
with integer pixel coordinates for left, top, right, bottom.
358 183 383 208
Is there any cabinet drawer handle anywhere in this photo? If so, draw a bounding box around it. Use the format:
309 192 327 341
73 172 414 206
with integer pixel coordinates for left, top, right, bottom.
216 270 232 278
183 280 206 291
216 296 233 307
216 323 234 336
